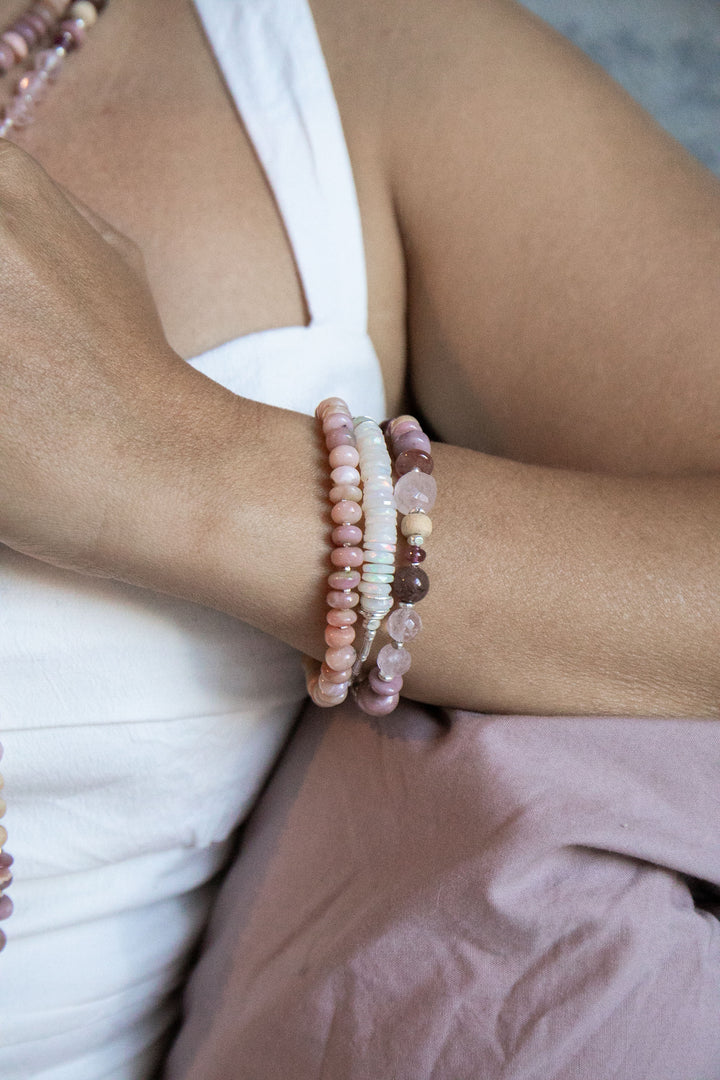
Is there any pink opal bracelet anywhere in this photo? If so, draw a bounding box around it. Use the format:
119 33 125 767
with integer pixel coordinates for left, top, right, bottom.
306 397 363 707
354 415 436 716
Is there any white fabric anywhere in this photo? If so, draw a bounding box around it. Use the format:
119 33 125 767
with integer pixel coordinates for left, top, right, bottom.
0 0 386 1076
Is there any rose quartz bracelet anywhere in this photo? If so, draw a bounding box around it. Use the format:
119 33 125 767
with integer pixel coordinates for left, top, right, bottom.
306 397 363 707
355 415 436 716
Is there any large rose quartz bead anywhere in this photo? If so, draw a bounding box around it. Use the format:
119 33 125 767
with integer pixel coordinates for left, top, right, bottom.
330 545 364 568
377 643 412 679
387 606 423 643
331 524 362 546
356 683 400 716
394 471 437 515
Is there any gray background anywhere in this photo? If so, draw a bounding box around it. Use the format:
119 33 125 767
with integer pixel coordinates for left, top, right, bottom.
520 0 720 173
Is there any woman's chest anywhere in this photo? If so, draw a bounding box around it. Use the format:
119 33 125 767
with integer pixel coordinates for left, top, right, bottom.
9 0 405 399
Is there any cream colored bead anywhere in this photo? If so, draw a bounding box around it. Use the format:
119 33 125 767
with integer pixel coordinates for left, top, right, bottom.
401 512 432 539
0 798 5 819
0 824 7 848
69 1 98 26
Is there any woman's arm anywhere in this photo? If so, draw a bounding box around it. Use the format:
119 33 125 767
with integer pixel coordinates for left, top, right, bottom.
1 0 720 717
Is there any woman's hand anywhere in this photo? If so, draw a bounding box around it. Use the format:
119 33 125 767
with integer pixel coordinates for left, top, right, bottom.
0 141 204 573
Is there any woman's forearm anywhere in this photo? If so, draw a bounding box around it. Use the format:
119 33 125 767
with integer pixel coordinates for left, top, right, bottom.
117 388 720 719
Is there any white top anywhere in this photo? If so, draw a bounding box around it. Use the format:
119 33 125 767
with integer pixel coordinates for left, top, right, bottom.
0 1 386 1077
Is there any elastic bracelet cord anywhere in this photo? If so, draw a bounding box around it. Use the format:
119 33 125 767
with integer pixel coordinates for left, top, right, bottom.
354 415 436 717
306 397 363 708
0 742 12 952
351 415 397 679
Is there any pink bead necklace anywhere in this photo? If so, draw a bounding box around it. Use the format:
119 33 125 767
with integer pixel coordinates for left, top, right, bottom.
0 0 106 138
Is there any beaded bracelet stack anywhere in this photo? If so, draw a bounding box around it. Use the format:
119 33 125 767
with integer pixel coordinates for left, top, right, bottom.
0 742 12 953
307 399 436 717
0 0 107 139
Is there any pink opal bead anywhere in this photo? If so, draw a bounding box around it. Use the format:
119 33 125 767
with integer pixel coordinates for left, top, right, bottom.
326 608 358 627
316 676 348 700
321 662 353 683
25 12 50 35
326 589 359 610
356 683 400 716
13 19 40 47
330 545 364 568
308 675 341 708
325 428 355 449
325 625 355 648
325 645 357 671
328 445 360 469
0 42 15 72
1 31 28 60
330 500 362 525
369 668 404 695
331 524 362 546
322 412 353 433
327 569 361 591
330 465 361 487
329 484 362 504
31 5 57 28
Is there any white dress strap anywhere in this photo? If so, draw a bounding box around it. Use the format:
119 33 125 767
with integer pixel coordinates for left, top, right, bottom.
193 0 369 332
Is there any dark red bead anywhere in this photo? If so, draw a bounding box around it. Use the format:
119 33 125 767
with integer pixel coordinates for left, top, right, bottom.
52 29 77 51
393 565 429 604
407 546 426 564
395 449 434 476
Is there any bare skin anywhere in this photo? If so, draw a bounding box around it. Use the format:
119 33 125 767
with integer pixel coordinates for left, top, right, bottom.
0 0 719 717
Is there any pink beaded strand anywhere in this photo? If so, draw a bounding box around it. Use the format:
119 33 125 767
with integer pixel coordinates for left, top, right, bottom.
0 0 107 137
355 415 436 716
0 741 11 952
305 397 362 707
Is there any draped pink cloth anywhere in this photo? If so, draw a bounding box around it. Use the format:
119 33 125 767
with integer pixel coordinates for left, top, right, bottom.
166 700 720 1080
